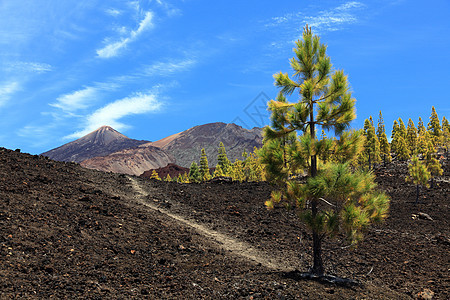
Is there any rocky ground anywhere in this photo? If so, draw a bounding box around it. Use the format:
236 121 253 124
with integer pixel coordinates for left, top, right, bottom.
0 147 448 299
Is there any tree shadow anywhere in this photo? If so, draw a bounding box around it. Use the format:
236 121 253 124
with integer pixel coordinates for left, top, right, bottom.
282 270 360 288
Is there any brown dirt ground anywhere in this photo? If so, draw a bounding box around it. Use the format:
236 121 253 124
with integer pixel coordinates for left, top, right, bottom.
0 147 448 299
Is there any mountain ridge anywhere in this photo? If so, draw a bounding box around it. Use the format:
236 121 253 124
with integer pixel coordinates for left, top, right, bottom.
41 126 150 163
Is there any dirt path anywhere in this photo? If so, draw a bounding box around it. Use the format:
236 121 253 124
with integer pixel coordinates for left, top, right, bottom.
127 176 291 271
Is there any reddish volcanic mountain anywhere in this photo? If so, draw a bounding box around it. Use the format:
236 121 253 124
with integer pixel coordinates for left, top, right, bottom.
80 146 175 176
140 163 189 179
146 122 262 167
41 126 150 163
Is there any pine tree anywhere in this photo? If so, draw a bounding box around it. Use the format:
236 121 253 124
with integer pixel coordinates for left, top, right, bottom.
213 165 225 178
177 173 184 183
363 117 380 169
417 129 430 158
164 174 172 182
392 119 410 160
260 25 389 276
406 118 417 155
426 155 443 188
442 116 450 158
188 162 201 183
217 142 231 176
150 170 161 181
391 120 399 154
318 130 333 164
423 136 442 188
407 156 430 204
377 111 391 164
199 148 211 181
427 106 441 146
417 117 426 135
396 135 410 161
182 172 190 183
398 118 407 139
230 159 245 182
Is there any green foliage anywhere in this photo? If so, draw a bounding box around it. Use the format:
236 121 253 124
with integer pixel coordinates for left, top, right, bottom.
377 111 391 163
261 25 389 276
217 142 231 175
396 135 410 161
362 117 381 168
150 170 161 181
392 118 410 160
417 117 426 135
442 116 450 153
188 162 201 183
407 156 430 187
427 106 441 146
406 118 417 155
391 120 399 154
164 174 172 182
426 155 443 178
417 130 431 158
199 148 211 181
407 156 430 204
398 118 407 139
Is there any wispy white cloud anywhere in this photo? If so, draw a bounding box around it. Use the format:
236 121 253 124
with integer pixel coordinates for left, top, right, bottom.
111 58 197 83
105 8 122 17
97 11 154 58
65 92 162 139
4 61 52 74
50 81 120 113
155 0 182 17
50 86 98 113
0 81 20 107
142 59 196 76
305 2 365 34
266 1 365 34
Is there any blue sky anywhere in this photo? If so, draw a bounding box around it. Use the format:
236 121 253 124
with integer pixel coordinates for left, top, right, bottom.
0 0 449 154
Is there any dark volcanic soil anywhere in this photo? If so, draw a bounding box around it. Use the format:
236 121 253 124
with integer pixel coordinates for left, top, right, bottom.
0 147 448 299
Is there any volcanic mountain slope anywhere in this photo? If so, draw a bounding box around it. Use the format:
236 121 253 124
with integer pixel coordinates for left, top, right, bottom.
0 147 448 298
41 126 150 163
140 163 189 179
146 122 263 167
80 145 175 176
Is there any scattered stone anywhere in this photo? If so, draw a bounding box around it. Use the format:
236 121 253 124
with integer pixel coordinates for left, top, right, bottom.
416 288 434 299
418 212 433 221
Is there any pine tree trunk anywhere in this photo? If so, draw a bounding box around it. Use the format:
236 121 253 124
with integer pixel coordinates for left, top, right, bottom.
309 107 323 275
311 202 324 276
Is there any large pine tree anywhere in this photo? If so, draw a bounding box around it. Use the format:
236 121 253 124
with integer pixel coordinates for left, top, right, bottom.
261 25 389 276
